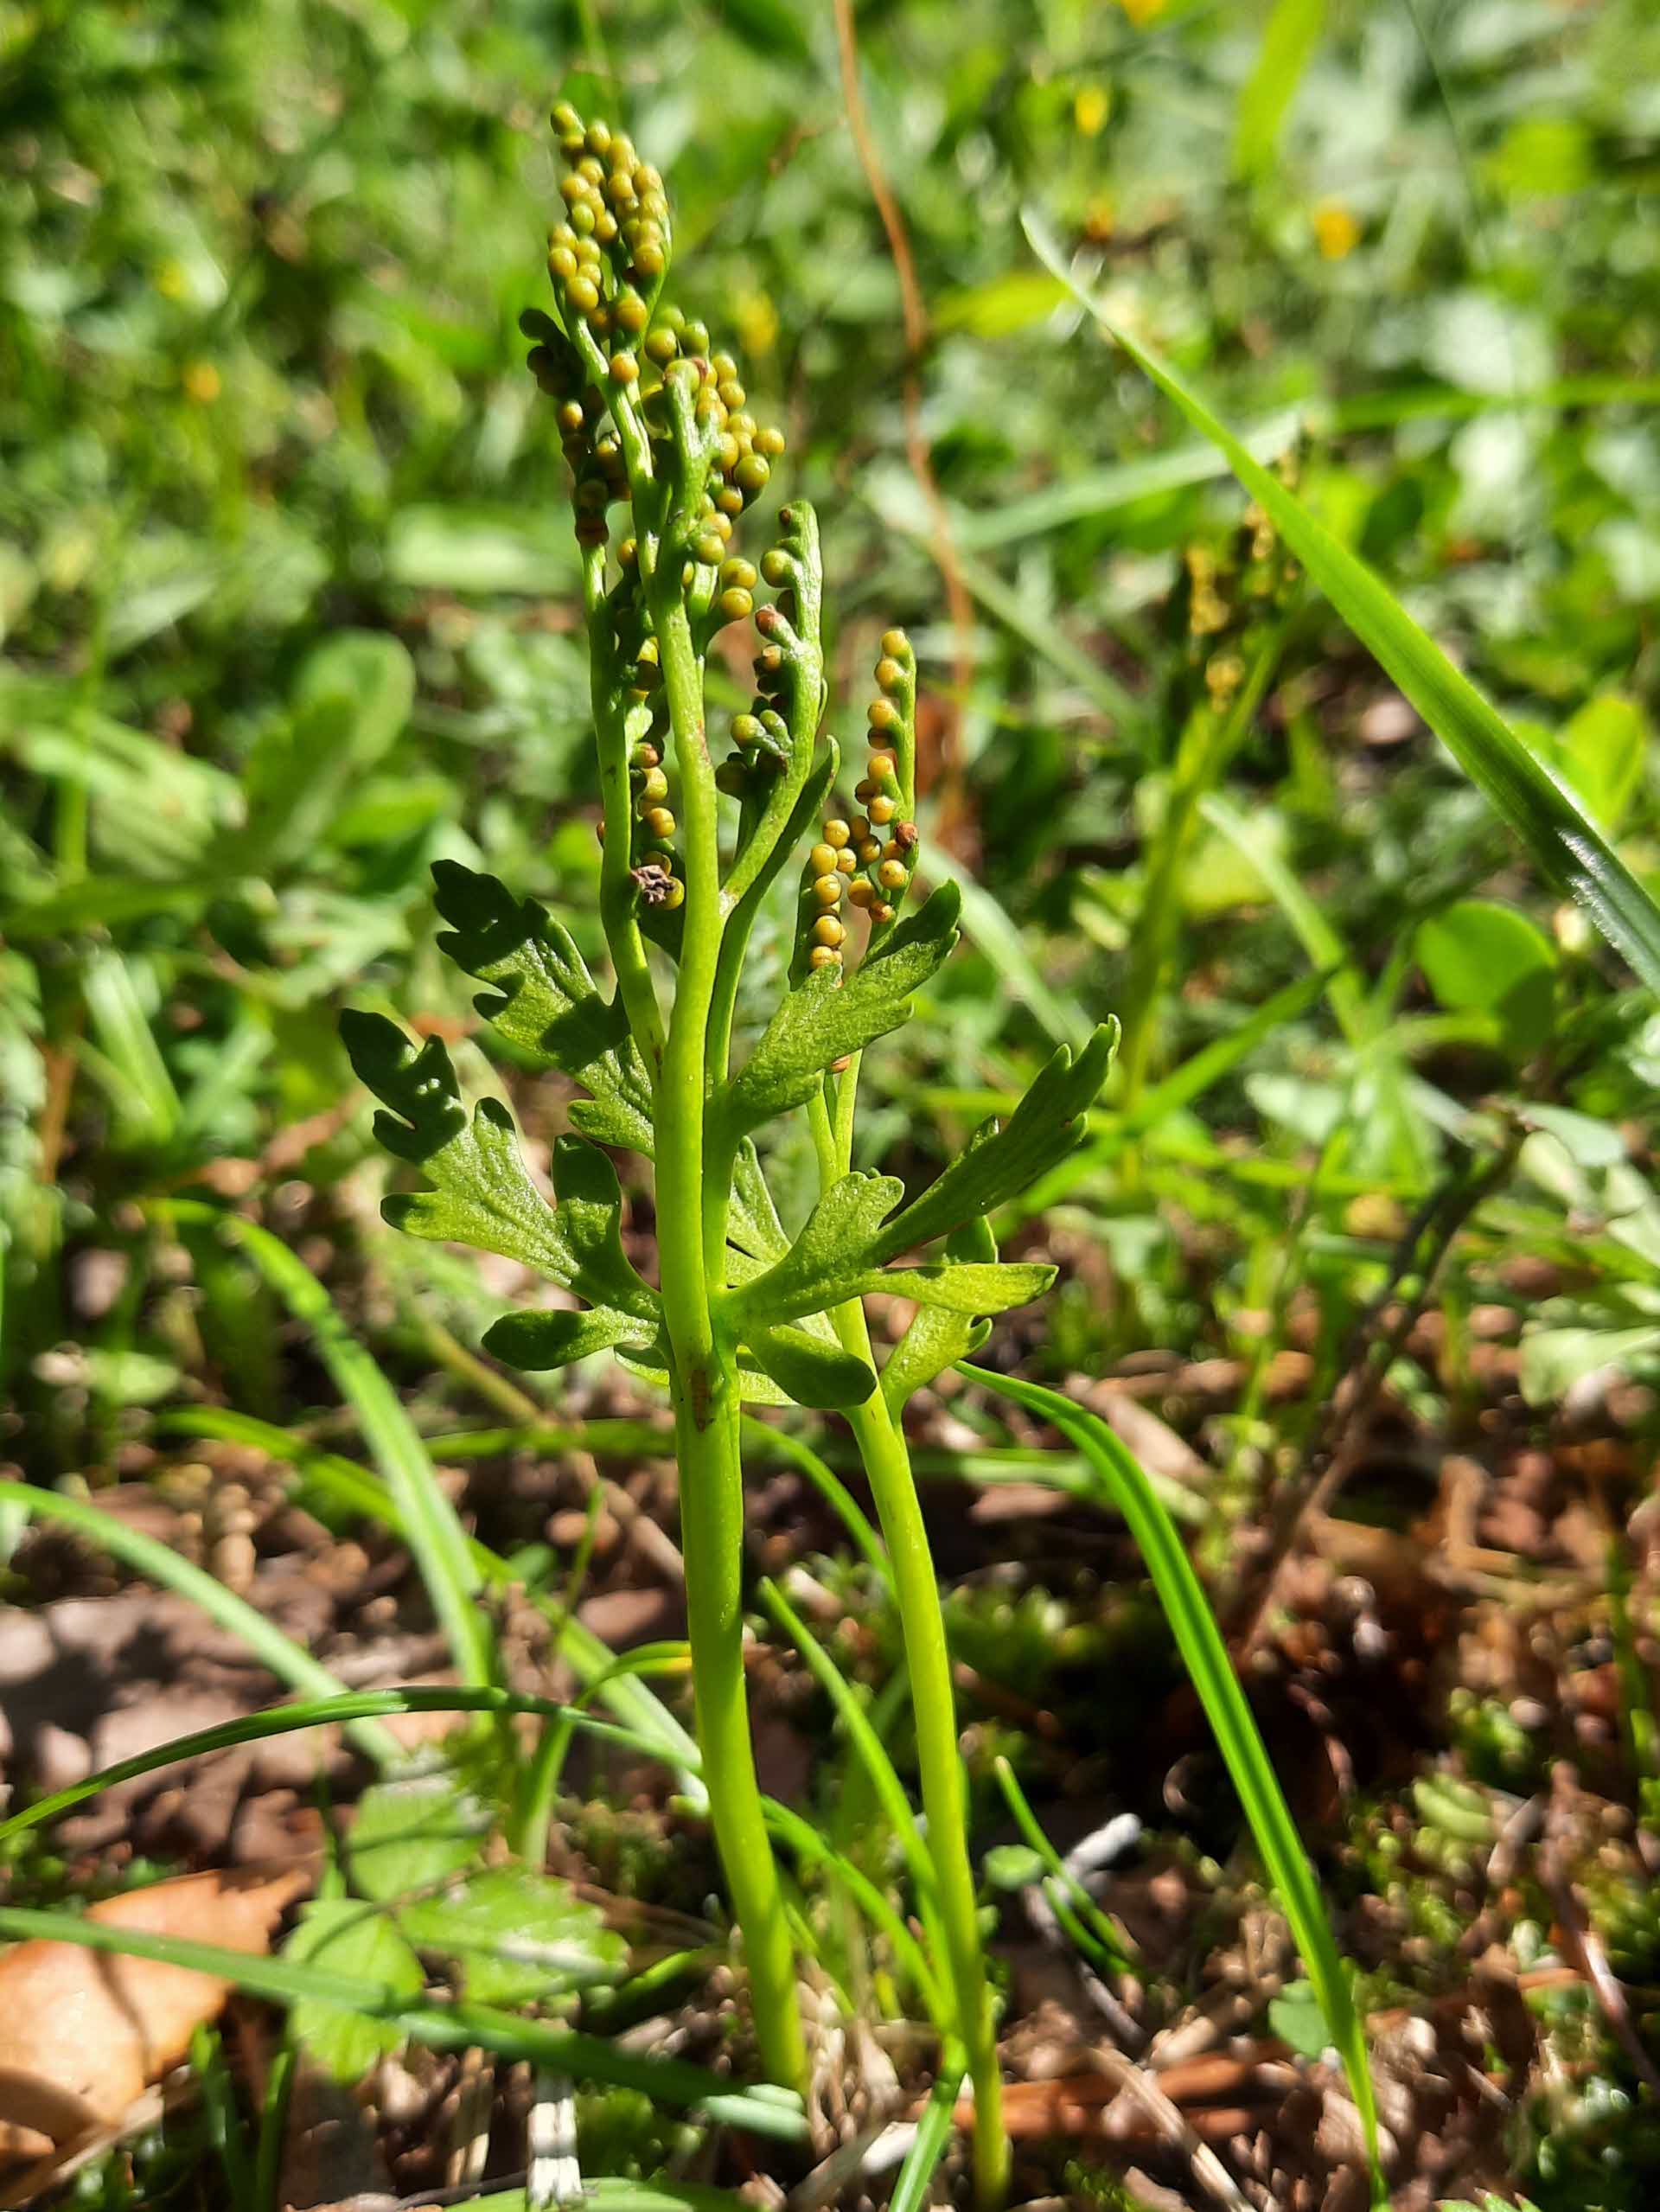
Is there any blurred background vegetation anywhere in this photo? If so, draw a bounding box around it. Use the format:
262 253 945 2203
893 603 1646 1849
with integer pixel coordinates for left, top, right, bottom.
4 0 1657 1423
2 0 1659 2200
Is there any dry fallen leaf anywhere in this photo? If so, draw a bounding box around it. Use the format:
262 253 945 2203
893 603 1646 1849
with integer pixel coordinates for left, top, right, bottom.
0 1864 310 2164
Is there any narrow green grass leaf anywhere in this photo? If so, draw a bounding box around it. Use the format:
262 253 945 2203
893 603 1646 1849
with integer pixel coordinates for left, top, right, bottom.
890 2043 966 2212
924 847 1094 1050
758 1579 940 1915
0 1481 401 1766
944 382 1660 559
0 1681 939 2023
761 1798 941 2017
0 1688 678 1848
992 1755 1136 1973
166 1202 496 1689
1235 0 1326 178
1197 795 1370 1045
961 1367 1382 2196
156 1406 703 1786
253 2043 295 2212
0 1907 805 2137
758 1577 952 2007
189 2026 252 2206
1024 212 1660 998
951 413 1304 547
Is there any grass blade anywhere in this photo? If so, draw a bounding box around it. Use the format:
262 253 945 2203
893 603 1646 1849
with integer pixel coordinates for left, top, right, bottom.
925 844 1095 1051
961 1365 1382 2196
890 2043 967 2212
992 1755 1135 1974
761 1798 942 2018
253 2044 296 2212
0 1906 805 2138
758 1576 950 1996
758 1579 940 1915
166 1201 495 1688
0 1480 401 1766
159 1406 704 1787
740 1416 891 1589
952 412 1304 548
0 1686 672 1849
1235 0 1325 178
1 1671 940 2017
1023 210 1660 999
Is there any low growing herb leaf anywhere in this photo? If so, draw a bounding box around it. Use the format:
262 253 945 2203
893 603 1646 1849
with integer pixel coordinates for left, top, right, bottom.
348 1774 491 1902
399 1867 625 2008
285 1900 424 2081
1416 899 1557 1061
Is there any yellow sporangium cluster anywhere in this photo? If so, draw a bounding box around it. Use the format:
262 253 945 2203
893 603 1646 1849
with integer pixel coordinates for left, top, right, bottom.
523 101 804 917
1180 470 1299 709
795 631 921 980
523 101 787 565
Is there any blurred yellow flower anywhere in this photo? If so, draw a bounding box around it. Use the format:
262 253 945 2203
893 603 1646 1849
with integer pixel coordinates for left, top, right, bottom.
735 290 778 357
1117 0 1167 23
1344 1191 1405 1242
182 360 221 404
1312 201 1362 259
1074 85 1111 137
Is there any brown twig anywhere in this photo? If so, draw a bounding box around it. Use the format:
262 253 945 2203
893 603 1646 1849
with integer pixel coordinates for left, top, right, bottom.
830 0 976 849
35 1037 80 1188
1228 1124 1523 1658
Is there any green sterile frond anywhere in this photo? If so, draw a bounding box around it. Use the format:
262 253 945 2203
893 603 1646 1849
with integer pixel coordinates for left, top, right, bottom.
482 1304 661 1371
725 1172 904 1322
741 1322 877 1410
724 1151 1056 1336
879 1218 999 1415
430 859 654 1155
872 1260 1054 1313
871 1021 1119 1258
541 1134 661 1321
342 1013 660 1337
715 882 961 1141
731 1137 791 1263
614 1346 807 1410
342 1010 577 1279
429 858 788 1260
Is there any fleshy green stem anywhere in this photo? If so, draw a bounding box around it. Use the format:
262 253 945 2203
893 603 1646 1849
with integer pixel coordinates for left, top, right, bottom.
808 1093 1007 2206
835 1305 1008 2208
651 587 807 2093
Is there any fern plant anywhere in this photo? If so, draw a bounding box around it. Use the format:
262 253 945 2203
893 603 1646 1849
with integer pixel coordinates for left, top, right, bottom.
344 99 1115 2205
